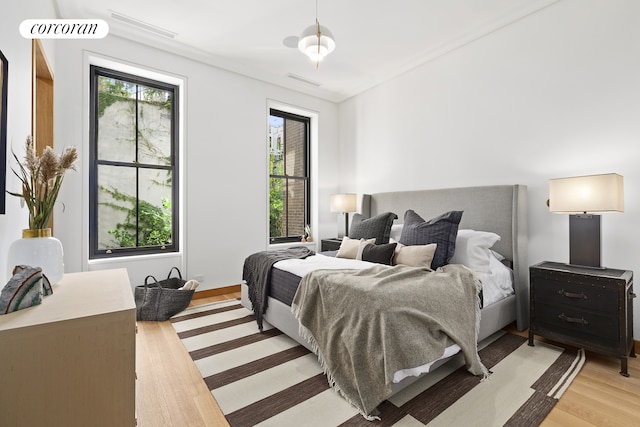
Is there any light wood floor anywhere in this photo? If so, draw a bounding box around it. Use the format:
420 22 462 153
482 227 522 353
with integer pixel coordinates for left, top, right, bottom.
506 326 640 427
136 293 640 427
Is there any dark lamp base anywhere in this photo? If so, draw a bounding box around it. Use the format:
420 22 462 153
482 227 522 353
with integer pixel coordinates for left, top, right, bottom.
569 214 601 269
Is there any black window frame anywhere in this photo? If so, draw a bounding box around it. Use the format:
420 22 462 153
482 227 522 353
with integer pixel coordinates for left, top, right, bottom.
89 65 179 259
269 108 311 244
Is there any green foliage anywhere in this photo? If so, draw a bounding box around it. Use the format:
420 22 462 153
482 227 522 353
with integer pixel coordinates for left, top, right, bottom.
97 77 171 117
270 179 284 238
269 153 284 238
141 87 172 111
100 186 172 248
97 77 132 117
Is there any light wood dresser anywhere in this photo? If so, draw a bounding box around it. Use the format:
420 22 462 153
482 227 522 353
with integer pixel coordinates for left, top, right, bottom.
0 268 136 427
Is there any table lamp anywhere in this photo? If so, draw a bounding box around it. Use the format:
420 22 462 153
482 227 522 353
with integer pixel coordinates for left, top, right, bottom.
548 173 624 268
330 193 357 237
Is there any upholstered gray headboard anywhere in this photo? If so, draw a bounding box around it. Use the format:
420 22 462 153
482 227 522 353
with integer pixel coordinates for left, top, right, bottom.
361 185 529 330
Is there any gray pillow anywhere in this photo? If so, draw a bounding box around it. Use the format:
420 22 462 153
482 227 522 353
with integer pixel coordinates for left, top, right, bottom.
349 211 398 244
361 242 397 265
399 210 463 269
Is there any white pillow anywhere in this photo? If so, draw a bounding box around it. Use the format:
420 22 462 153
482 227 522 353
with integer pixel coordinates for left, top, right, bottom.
391 239 437 269
389 224 403 242
336 236 376 259
478 251 514 306
449 229 500 273
490 249 505 261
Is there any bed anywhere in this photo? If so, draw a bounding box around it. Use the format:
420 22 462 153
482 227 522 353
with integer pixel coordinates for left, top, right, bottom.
241 184 528 416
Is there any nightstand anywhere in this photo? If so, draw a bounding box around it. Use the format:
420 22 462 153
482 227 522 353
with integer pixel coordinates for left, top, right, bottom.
321 238 343 252
529 261 635 376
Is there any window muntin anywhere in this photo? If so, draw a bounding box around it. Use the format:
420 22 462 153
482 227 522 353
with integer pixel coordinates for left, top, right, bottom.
89 66 178 258
269 109 310 243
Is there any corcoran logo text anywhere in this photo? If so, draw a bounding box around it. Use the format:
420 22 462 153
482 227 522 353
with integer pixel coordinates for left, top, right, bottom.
20 19 109 39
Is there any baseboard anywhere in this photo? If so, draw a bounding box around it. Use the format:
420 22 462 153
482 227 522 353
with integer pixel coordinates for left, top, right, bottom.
193 284 241 300
636 340 639 354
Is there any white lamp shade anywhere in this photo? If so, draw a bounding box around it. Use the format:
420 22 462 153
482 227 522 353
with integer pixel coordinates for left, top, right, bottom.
330 193 357 213
549 173 624 213
298 23 335 62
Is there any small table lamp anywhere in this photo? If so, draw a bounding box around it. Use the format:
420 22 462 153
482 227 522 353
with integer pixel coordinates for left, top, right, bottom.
330 193 357 237
549 173 624 268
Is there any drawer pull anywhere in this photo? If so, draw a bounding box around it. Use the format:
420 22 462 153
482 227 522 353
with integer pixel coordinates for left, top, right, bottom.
558 313 589 326
558 289 588 300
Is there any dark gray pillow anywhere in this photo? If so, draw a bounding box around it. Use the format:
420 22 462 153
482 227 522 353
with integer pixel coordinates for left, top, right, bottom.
349 212 398 244
361 242 397 265
399 210 463 269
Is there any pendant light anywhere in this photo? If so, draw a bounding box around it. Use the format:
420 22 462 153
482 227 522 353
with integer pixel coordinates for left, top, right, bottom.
298 0 335 67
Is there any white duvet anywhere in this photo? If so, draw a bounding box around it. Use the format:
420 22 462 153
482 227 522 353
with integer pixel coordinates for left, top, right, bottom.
274 253 514 383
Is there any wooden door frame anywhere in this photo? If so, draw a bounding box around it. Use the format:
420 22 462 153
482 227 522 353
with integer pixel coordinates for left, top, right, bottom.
32 39 55 230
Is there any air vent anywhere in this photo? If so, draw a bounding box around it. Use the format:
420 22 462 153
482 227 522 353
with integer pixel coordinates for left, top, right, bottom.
109 10 177 39
287 73 321 87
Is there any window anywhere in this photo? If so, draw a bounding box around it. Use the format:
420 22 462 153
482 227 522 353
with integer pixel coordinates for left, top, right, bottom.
269 109 310 243
89 66 179 258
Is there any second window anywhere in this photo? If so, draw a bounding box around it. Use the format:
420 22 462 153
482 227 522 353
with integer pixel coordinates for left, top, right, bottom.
268 109 310 243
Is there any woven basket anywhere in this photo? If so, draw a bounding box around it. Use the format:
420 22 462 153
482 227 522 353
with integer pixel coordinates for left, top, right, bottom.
135 267 194 321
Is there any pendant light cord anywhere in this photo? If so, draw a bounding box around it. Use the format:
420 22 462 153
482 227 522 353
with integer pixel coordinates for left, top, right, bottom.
316 18 321 68
315 0 320 68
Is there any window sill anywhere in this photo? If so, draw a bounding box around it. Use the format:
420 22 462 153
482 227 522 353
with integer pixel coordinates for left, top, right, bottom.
88 251 183 267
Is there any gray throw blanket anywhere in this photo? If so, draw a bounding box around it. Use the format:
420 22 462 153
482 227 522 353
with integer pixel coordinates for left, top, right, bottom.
243 246 314 331
291 263 488 419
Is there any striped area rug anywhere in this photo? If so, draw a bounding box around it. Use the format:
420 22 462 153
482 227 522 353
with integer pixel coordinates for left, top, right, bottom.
171 300 584 426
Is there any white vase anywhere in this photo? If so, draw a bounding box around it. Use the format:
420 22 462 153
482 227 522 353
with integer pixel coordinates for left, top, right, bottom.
7 229 64 285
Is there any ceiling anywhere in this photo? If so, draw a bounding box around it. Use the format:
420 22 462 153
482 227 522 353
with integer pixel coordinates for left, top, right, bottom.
54 0 559 103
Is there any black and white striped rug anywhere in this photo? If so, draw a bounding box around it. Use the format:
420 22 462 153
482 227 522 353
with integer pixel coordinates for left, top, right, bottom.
171 299 584 426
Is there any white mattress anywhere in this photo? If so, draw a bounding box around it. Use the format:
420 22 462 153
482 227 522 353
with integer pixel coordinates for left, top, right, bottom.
274 253 514 383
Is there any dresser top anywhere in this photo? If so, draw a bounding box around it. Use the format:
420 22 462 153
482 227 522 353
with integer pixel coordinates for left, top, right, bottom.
0 268 134 331
532 261 632 280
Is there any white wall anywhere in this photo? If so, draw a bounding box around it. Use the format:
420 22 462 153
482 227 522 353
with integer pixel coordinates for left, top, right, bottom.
0 1 57 282
51 34 339 290
338 0 640 336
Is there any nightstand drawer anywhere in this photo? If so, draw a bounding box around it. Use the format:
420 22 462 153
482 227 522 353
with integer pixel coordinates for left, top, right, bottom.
532 276 617 313
534 305 618 344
